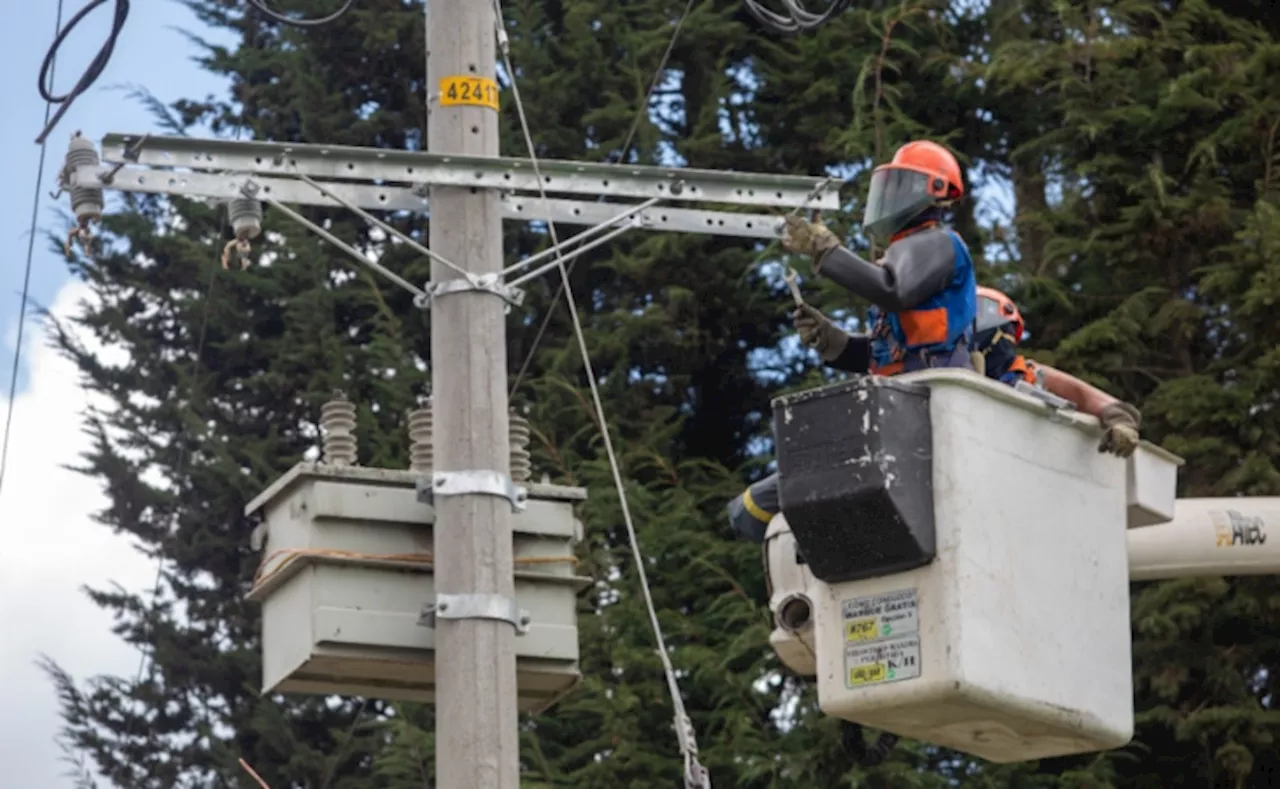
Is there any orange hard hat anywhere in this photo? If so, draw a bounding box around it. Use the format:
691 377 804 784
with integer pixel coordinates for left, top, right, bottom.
863 140 965 241
975 285 1024 342
886 141 965 200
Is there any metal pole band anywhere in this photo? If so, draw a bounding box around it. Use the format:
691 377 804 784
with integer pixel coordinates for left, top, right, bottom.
416 469 528 512
425 274 525 307
418 593 531 635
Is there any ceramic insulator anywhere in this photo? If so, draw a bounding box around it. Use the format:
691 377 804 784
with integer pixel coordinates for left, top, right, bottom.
320 392 358 466
66 135 103 225
407 403 434 474
228 197 263 240
509 410 532 483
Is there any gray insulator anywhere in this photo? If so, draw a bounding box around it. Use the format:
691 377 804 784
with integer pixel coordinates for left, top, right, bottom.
320 392 358 466
509 410 532 483
66 136 103 224
228 197 264 240
407 404 434 474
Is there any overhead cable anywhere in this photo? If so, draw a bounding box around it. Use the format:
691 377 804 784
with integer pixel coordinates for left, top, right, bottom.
490 2 711 785
246 0 356 27
34 0 130 145
742 0 851 34
2 0 68 500
507 0 698 398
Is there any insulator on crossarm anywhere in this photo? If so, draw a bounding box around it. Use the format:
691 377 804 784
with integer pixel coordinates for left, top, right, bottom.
320 391 358 467
64 132 103 255
222 196 264 270
509 409 532 483
407 401 434 474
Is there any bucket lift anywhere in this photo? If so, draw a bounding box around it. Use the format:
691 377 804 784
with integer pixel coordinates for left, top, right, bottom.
762 368 1279 763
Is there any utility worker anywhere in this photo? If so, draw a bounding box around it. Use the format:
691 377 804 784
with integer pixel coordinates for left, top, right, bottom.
728 140 976 542
973 285 1143 457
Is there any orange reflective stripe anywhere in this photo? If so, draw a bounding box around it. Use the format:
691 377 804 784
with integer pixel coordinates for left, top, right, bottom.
897 307 950 347
871 360 905 376
1007 355 1038 385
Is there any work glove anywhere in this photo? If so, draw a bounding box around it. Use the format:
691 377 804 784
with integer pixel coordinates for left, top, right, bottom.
793 304 850 362
782 215 840 264
1097 402 1141 458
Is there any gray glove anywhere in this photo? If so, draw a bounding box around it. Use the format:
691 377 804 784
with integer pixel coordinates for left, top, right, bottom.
794 304 850 362
1098 402 1141 457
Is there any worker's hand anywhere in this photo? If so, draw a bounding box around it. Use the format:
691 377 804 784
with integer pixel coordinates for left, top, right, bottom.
1097 402 1141 458
794 304 849 361
782 215 840 262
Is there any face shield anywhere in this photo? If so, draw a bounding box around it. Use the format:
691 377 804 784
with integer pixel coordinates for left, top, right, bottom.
973 294 1021 354
975 295 1008 336
863 166 937 242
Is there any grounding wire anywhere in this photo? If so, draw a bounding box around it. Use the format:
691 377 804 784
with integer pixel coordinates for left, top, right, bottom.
34 0 130 145
491 2 710 785
2 0 67 500
246 0 356 28
507 0 698 399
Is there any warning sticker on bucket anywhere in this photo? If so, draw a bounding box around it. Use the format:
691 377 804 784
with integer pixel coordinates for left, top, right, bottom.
845 635 921 687
841 588 918 643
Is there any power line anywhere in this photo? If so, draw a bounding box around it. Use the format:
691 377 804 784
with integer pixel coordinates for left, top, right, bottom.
246 0 356 27
507 0 698 398
1 0 67 501
34 0 130 145
491 2 710 784
742 0 852 34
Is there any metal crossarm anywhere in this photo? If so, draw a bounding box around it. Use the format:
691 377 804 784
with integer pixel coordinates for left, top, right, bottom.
96 133 841 212
67 165 789 239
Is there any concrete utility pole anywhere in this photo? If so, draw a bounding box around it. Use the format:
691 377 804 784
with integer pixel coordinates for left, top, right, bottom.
426 1 519 787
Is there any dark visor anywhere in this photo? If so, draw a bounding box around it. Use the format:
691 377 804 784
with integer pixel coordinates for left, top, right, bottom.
864 167 934 240
975 295 1007 334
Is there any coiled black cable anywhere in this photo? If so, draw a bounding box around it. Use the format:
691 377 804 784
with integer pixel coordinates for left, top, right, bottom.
34 0 130 145
743 0 852 33
246 0 356 27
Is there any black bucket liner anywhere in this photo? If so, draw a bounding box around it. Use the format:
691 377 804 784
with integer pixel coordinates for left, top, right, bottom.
772 376 935 584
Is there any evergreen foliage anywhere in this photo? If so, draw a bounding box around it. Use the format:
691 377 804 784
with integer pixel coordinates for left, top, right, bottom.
38 0 1280 786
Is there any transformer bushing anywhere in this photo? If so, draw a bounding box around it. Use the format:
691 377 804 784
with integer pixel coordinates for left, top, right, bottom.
320 392 358 466
509 410 532 483
405 401 532 481
407 403 434 474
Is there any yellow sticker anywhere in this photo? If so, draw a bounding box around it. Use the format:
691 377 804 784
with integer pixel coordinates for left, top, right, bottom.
845 618 877 642
849 663 887 686
439 76 500 111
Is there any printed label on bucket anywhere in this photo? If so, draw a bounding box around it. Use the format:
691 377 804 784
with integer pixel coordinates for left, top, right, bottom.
845 635 921 687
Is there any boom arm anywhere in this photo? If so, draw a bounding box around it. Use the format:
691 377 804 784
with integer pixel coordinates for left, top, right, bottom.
1128 498 1280 581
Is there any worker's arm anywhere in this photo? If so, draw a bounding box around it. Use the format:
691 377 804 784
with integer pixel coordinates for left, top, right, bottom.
1036 364 1117 419
1037 363 1143 457
814 229 957 311
793 304 871 373
727 472 780 543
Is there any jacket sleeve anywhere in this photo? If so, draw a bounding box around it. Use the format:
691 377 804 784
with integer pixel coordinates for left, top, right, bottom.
825 333 871 373
726 472 779 543
814 229 958 311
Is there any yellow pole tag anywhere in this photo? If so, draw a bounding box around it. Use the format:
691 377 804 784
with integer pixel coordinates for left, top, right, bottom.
438 76 500 111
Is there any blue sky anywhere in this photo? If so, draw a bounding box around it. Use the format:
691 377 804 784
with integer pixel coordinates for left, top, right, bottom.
1 1 233 396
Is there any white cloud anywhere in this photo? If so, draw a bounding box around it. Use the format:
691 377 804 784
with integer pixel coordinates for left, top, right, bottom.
0 279 155 788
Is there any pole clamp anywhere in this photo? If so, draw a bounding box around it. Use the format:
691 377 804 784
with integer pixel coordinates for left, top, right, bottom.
416 469 528 512
418 593 531 635
414 273 525 310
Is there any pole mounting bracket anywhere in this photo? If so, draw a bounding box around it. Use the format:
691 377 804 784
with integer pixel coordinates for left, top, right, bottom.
418 593 531 635
417 272 525 310
416 469 528 512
